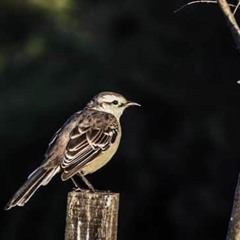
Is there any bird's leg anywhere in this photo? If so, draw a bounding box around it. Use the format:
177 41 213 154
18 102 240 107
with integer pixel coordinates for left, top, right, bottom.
78 172 95 192
71 177 83 191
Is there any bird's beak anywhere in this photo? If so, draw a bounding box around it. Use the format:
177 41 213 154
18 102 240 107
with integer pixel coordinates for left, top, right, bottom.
126 101 141 107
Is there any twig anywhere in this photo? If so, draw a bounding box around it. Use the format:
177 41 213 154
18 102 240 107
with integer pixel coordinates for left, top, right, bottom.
233 0 240 15
174 0 236 13
217 0 240 50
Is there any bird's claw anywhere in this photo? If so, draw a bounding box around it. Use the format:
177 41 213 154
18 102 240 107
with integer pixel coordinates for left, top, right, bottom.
72 187 83 192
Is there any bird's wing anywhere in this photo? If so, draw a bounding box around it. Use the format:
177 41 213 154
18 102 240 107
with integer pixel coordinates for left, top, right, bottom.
61 110 119 180
44 111 82 159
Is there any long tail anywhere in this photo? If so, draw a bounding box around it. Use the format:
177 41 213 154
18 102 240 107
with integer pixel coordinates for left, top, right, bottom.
4 166 60 210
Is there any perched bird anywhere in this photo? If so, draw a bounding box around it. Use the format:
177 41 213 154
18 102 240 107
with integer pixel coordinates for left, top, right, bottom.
5 91 140 210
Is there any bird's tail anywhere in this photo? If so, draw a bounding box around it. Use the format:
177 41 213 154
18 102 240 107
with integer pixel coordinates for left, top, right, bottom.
4 166 60 210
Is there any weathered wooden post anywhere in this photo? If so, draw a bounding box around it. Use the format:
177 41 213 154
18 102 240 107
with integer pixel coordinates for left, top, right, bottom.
65 190 119 240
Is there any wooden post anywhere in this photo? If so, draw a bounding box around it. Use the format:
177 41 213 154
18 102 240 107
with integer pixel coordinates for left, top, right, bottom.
65 190 120 240
226 173 240 240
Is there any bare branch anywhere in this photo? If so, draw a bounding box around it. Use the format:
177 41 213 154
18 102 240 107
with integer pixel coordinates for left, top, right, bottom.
217 0 240 50
175 0 240 50
226 173 240 240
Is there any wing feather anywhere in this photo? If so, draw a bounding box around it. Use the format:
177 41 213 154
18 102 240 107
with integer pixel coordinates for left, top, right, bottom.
61 110 119 180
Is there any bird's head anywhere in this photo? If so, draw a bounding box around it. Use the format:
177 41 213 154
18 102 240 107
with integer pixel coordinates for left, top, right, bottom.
86 91 140 119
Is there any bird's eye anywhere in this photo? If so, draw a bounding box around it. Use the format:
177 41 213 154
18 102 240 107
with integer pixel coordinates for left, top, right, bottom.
112 100 118 105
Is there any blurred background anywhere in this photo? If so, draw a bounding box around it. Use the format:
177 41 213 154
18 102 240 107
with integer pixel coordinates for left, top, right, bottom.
1 0 240 239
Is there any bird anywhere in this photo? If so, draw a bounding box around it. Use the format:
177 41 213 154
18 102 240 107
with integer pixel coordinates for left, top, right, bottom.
4 91 140 210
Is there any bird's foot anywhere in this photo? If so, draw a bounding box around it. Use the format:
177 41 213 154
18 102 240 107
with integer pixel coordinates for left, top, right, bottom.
72 187 83 192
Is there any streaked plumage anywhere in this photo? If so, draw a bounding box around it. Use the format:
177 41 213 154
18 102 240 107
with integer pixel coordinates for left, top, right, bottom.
5 91 139 210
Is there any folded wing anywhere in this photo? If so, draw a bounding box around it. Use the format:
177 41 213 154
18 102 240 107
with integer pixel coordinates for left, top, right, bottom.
61 111 118 180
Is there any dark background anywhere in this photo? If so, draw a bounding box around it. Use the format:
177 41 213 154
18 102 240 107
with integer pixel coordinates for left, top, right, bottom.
1 0 240 239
